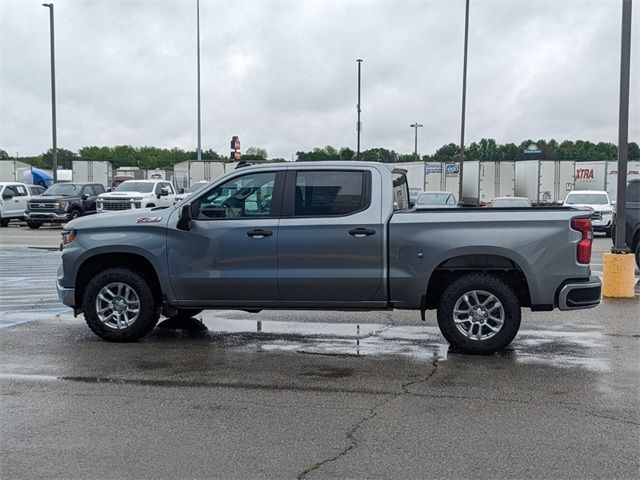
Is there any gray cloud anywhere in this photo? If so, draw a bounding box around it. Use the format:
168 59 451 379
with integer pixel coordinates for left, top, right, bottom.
0 0 638 159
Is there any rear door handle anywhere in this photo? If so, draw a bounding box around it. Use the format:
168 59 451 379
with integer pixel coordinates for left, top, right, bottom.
247 229 273 238
348 227 376 237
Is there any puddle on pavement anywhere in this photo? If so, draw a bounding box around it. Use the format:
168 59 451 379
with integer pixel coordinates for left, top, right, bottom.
177 317 611 371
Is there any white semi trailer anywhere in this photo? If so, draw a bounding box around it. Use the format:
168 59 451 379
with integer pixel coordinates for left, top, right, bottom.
574 161 640 199
515 160 575 204
461 161 516 205
0 160 32 183
72 161 112 186
173 161 226 192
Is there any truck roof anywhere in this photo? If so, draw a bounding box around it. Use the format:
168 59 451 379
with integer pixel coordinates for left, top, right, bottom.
231 161 395 171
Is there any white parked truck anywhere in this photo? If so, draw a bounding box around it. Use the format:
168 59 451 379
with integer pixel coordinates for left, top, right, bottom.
97 179 176 211
461 161 516 205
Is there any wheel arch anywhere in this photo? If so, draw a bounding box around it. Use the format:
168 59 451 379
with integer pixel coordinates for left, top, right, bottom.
74 252 163 308
424 252 532 310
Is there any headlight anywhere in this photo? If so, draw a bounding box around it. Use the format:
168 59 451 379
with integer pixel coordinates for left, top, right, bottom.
59 201 69 210
602 210 612 215
60 229 77 250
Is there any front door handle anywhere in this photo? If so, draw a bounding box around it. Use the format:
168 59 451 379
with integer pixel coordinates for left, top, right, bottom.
348 227 376 237
247 229 273 238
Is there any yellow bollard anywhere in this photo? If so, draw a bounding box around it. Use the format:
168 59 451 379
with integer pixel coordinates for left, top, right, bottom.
602 252 636 298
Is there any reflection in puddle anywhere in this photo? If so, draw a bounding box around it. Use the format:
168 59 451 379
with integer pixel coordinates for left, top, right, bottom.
194 318 609 371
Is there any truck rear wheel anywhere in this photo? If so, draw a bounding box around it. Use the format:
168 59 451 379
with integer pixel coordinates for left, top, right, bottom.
436 273 521 354
83 267 159 342
0 217 9 227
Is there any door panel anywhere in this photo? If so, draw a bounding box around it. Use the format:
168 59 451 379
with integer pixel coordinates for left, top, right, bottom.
167 170 283 304
277 169 383 302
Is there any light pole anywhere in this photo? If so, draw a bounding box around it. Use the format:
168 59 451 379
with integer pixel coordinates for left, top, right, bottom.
42 3 57 183
196 0 202 162
613 0 633 252
356 59 363 161
458 0 470 202
410 123 423 162
411 123 425 191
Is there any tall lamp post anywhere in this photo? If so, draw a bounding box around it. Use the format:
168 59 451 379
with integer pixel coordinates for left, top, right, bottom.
411 123 425 191
196 0 202 161
613 0 633 252
458 0 470 202
356 59 363 161
42 3 57 183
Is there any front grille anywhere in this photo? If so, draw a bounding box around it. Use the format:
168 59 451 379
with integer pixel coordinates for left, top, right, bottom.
101 200 142 210
102 200 133 211
28 202 57 210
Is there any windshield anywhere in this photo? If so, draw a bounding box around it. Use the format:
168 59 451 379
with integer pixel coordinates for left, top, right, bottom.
492 198 531 208
188 182 209 193
417 193 451 205
565 193 609 205
44 184 80 196
114 181 154 193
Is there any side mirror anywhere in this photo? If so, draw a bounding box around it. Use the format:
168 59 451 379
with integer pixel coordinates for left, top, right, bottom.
159 187 170 197
82 194 89 200
176 204 192 231
179 188 185 194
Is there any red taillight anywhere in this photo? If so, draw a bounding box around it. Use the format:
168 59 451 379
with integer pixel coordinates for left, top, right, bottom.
571 217 593 264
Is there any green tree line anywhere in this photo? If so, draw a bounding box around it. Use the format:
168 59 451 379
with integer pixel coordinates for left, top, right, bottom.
1 139 638 170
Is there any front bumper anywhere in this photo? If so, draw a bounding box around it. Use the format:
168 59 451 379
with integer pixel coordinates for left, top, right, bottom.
26 211 70 222
557 276 601 310
56 280 75 307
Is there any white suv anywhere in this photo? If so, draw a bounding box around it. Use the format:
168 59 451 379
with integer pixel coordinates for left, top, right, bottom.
563 190 614 237
97 180 176 212
0 182 31 227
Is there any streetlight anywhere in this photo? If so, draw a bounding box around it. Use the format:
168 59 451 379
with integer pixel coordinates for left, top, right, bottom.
42 3 57 183
356 59 363 161
410 123 425 190
613 0 632 253
458 0 470 202
410 123 423 161
196 0 202 162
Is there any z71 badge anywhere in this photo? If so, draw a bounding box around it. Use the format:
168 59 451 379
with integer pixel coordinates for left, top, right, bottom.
136 217 162 224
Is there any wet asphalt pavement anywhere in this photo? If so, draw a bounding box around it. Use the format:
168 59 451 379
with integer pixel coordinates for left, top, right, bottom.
1 226 639 479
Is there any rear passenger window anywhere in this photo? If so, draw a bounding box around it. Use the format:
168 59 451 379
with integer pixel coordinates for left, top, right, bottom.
294 171 369 217
16 185 28 196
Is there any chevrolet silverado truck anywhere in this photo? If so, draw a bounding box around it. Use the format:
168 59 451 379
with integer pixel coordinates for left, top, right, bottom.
97 179 176 212
25 182 105 229
57 162 601 354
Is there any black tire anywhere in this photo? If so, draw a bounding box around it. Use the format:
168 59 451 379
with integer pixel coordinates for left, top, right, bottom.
27 222 41 229
604 226 612 238
437 273 521 354
169 309 203 320
0 217 9 227
83 267 160 342
635 244 640 270
69 209 81 220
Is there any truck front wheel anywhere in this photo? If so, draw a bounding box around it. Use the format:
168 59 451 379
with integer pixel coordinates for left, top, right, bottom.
83 267 159 342
436 273 521 354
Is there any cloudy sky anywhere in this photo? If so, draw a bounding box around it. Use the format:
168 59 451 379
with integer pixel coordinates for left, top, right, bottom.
0 0 638 159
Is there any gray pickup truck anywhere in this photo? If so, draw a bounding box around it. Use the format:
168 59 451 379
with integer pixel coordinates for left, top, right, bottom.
57 162 601 354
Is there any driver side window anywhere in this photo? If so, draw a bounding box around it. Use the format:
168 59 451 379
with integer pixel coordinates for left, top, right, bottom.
193 172 276 219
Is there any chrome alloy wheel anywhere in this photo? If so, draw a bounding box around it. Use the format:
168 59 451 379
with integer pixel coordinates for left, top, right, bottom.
453 290 505 341
95 282 141 330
